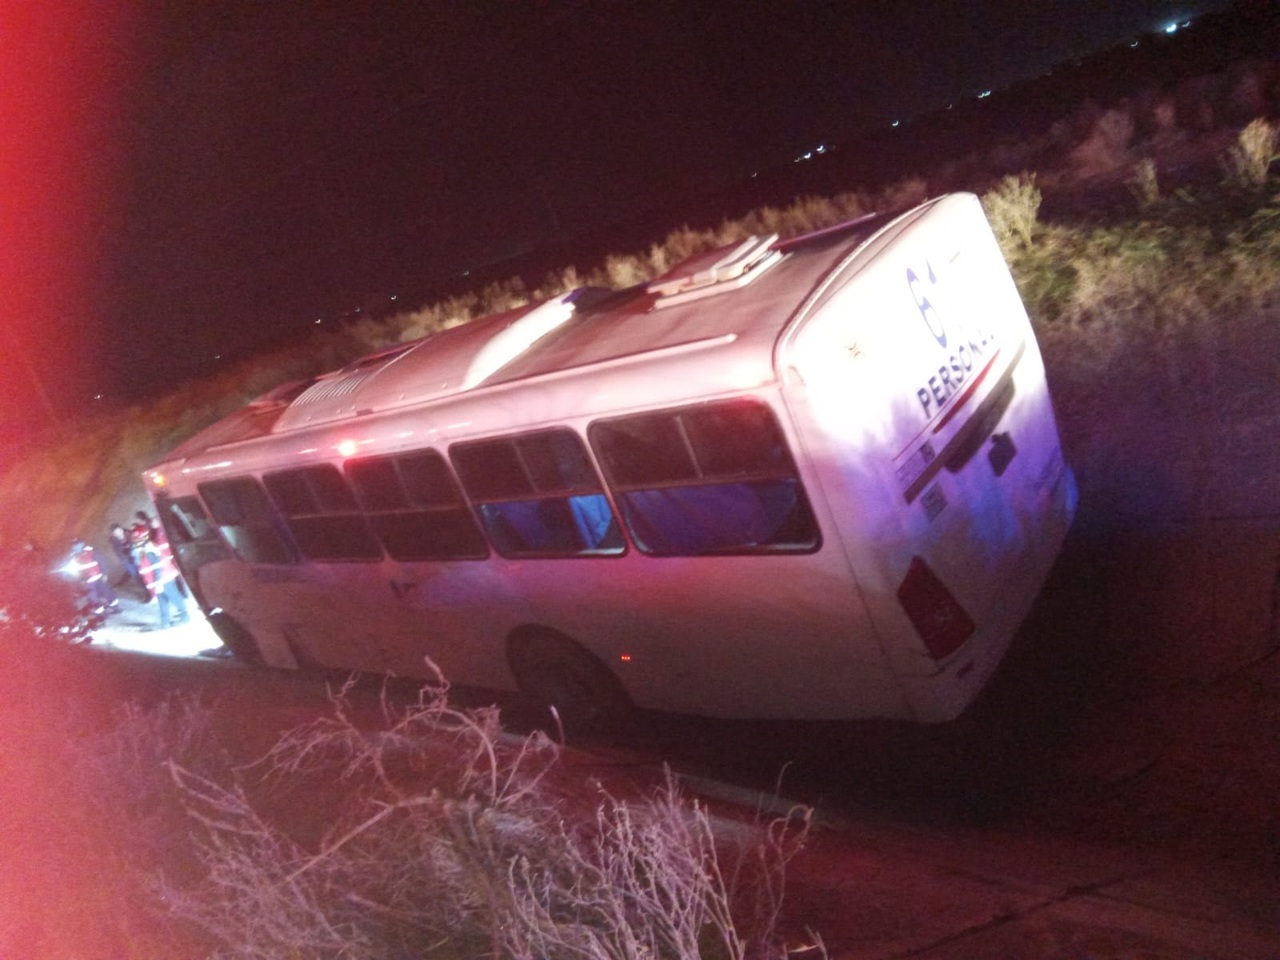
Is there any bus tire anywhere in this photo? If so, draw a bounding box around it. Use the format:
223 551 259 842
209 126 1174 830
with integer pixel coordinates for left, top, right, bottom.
507 627 633 734
207 611 264 666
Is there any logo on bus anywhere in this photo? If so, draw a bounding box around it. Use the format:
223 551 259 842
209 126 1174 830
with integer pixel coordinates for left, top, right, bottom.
906 263 946 348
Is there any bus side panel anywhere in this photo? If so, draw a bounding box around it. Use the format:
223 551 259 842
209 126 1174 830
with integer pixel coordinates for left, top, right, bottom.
198 555 534 689
493 547 907 721
782 194 1075 722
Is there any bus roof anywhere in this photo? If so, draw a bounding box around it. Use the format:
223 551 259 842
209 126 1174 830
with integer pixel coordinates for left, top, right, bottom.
158 210 903 468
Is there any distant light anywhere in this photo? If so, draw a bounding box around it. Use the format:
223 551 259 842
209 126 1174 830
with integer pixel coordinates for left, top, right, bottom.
336 439 359 457
977 90 992 99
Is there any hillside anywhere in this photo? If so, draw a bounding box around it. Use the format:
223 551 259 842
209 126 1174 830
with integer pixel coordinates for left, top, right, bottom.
0 39 1276 561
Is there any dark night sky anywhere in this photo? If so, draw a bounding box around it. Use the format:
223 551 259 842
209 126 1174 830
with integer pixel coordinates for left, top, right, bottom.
1 1 1226 450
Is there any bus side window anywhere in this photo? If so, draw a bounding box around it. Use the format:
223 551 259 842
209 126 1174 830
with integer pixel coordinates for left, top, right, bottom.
590 399 820 556
198 477 298 565
160 495 220 545
263 465 383 562
345 450 489 561
451 430 624 558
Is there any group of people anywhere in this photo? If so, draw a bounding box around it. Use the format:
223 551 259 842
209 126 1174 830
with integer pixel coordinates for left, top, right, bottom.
68 511 191 630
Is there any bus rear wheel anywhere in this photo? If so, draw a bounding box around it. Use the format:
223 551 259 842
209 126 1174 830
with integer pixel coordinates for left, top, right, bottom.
507 627 633 734
207 611 264 666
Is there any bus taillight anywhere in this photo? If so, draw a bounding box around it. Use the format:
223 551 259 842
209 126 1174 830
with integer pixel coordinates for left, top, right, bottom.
896 556 975 660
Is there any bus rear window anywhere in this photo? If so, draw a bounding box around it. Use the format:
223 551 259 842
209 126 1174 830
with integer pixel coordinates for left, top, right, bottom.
198 477 297 565
263 465 383 562
346 451 488 561
451 430 624 558
590 399 820 556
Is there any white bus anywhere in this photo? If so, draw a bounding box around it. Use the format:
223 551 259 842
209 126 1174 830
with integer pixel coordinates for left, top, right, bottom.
145 193 1076 725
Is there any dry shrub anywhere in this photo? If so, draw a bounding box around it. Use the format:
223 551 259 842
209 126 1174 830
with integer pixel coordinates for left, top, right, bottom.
874 176 930 214
1226 117 1278 188
1006 169 1280 351
1068 106 1135 179
1226 66 1269 123
603 252 655 288
532 264 588 301
775 195 841 236
982 173 1041 253
654 225 722 274
1127 158 1162 209
477 277 531 316
159 672 811 960
1224 196 1280 308
714 218 756 247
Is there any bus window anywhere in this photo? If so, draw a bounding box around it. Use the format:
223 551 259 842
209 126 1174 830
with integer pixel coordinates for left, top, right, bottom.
590 399 820 556
161 495 220 545
345 450 489 561
451 430 624 558
198 477 297 565
262 465 383 562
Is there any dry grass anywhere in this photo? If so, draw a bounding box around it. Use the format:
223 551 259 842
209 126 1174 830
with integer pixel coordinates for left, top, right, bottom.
0 600 814 960
0 664 809 960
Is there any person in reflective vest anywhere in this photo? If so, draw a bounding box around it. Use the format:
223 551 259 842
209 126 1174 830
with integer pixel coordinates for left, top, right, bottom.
66 539 118 613
128 514 154 553
136 539 190 629
130 510 189 597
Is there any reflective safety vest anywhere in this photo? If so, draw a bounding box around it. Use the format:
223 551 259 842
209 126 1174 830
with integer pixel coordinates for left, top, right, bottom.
68 546 106 585
128 521 152 553
137 542 180 598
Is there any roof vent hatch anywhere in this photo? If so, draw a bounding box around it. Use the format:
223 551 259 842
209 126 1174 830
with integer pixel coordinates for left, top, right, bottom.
648 234 782 309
